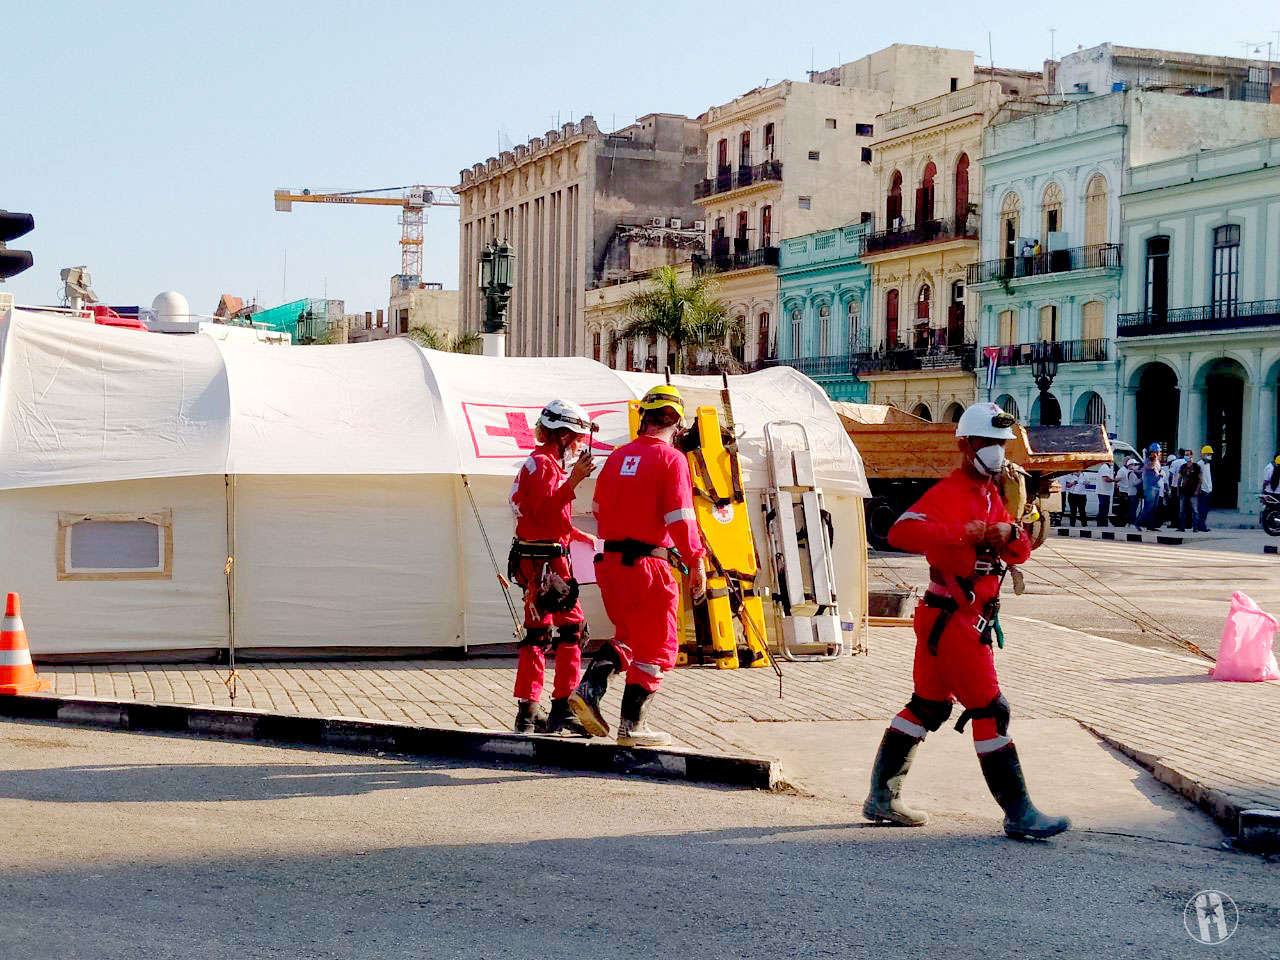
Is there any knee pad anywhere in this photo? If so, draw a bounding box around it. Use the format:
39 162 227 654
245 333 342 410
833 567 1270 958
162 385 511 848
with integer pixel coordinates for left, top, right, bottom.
954 693 1010 735
518 626 552 650
907 694 953 732
552 623 586 649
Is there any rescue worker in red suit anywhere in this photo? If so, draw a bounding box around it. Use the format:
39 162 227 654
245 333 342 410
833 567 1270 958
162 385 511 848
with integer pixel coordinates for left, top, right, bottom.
863 402 1070 840
569 385 707 747
508 399 597 735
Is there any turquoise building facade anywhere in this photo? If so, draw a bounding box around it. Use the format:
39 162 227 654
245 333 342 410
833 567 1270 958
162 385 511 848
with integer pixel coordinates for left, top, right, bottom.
773 224 871 402
971 95 1126 430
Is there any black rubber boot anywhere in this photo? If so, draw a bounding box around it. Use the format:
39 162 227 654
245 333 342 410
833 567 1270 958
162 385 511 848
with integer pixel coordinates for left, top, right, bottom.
546 698 590 738
862 728 929 826
616 683 672 748
513 699 549 734
567 643 622 738
978 742 1071 840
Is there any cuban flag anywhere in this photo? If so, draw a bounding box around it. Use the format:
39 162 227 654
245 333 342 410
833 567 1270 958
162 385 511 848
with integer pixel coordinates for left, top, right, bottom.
983 347 1000 396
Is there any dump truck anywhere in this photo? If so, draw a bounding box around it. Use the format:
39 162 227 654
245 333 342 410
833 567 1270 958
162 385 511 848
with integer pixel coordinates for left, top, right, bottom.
833 404 1114 550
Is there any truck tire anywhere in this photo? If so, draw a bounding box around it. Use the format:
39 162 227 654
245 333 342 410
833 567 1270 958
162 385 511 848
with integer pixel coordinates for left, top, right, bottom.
866 498 900 550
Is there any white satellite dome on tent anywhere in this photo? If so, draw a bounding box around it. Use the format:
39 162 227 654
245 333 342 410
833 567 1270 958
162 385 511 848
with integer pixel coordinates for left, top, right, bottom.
150 290 195 333
0 304 870 658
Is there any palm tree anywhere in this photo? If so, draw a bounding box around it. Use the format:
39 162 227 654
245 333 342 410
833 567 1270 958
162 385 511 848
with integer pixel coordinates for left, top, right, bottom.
620 265 738 374
407 325 483 353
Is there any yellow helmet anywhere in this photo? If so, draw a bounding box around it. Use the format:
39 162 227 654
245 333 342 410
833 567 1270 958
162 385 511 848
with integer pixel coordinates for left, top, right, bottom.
638 384 684 419
1201 444 1214 455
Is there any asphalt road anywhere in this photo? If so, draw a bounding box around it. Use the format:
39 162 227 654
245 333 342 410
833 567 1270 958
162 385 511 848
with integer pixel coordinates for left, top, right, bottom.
2 724 1277 960
872 528 1280 659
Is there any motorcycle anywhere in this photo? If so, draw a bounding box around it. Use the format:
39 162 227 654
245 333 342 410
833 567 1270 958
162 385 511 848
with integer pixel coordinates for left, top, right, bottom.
1262 492 1280 537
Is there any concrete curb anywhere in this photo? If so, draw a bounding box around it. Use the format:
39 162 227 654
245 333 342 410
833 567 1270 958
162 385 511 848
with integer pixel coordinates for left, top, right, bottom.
1080 722 1279 853
1053 527 1186 545
0 693 783 792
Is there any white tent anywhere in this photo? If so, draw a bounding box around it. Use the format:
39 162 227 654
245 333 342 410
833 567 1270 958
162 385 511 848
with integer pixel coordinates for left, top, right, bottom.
0 306 869 656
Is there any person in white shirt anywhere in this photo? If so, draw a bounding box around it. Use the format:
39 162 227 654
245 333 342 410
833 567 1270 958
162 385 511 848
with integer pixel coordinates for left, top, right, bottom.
1117 457 1141 526
1065 471 1088 527
1193 445 1214 532
1263 454 1280 495
1094 461 1116 527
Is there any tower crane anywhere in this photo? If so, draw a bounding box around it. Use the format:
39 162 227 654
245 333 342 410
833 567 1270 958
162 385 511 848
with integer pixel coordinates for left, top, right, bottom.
273 184 460 281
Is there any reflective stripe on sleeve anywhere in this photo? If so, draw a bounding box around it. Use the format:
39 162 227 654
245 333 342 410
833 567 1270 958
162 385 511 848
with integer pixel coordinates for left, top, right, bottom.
974 735 1012 755
664 507 696 524
0 649 32 667
896 511 928 523
633 662 663 677
890 715 927 739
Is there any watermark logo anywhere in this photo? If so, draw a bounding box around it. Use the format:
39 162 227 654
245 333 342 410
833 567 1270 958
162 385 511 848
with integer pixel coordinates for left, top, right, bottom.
1184 890 1237 945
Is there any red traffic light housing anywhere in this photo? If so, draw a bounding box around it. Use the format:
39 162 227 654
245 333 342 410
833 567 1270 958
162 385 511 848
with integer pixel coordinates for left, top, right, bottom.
0 211 35 281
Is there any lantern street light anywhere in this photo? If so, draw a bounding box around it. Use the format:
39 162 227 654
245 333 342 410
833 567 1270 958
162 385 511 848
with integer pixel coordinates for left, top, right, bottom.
1031 340 1061 426
478 239 516 356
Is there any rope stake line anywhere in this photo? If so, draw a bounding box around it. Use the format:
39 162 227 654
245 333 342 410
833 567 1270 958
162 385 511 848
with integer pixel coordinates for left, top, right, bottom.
461 474 523 638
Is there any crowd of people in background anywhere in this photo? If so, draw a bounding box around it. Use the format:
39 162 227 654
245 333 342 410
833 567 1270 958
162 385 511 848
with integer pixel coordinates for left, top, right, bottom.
1060 443 1221 533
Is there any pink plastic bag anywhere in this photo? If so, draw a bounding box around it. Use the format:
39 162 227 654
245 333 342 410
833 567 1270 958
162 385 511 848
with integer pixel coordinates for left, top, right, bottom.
1210 591 1280 682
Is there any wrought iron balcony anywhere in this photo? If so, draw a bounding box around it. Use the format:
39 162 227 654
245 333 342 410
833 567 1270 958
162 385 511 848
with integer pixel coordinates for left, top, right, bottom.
1117 298 1280 336
862 215 978 255
693 161 783 200
967 243 1122 285
983 338 1110 367
760 354 859 379
692 246 780 274
854 342 977 374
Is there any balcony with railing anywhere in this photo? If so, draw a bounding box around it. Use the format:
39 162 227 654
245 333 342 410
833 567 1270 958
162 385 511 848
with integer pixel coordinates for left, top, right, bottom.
983 338 1111 367
692 245 780 274
1117 299 1280 337
862 215 978 255
854 342 977 374
761 354 859 379
693 160 783 200
968 243 1122 285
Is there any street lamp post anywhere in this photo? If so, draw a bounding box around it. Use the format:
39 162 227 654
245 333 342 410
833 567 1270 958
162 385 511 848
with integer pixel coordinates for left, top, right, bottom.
1031 340 1061 426
478 239 515 357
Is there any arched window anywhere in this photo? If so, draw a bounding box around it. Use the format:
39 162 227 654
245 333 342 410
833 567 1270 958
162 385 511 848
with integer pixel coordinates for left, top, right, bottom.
592 329 601 362
847 299 862 353
998 309 1016 347
917 161 937 224
1082 300 1104 342
885 289 899 348
953 153 970 228
944 401 965 423
948 280 965 345
1040 181 1063 241
916 284 931 320
1211 224 1241 316
887 171 903 227
625 338 635 371
790 307 802 358
1039 304 1058 342
912 403 933 422
1084 174 1108 247
996 394 1020 419
731 318 746 362
818 303 830 355
757 312 771 361
1000 191 1021 262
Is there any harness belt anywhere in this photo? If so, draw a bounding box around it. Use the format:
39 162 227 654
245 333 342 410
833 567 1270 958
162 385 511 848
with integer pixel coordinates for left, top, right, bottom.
600 539 689 575
921 587 1001 654
510 539 567 559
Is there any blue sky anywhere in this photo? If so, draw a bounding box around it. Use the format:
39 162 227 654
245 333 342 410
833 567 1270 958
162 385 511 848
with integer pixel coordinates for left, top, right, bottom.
3 0 1276 315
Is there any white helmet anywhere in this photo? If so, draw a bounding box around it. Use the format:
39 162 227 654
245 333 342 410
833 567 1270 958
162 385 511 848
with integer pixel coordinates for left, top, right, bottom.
956 401 1017 440
537 399 593 435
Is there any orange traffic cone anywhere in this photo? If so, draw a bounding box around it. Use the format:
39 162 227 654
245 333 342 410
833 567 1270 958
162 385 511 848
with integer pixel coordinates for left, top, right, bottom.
0 593 48 695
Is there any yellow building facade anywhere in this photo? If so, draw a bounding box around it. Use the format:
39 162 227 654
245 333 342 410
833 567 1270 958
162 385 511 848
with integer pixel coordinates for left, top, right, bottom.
860 81 1013 421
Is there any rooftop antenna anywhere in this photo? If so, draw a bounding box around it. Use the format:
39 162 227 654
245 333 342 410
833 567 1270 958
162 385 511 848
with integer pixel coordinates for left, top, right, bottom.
1050 28 1056 62
989 32 994 73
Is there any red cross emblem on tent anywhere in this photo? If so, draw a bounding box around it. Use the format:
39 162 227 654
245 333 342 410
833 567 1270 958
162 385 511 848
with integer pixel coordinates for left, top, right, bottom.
462 402 630 459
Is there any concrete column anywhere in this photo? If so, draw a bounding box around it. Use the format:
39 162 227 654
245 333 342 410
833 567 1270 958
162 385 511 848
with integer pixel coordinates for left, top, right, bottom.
1176 352 1193 449
482 333 506 358
1241 376 1261 514
1186 388 1206 452
1121 388 1138 446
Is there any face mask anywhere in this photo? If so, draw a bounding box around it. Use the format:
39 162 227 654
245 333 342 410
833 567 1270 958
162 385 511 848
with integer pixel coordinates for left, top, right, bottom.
970 443 1005 477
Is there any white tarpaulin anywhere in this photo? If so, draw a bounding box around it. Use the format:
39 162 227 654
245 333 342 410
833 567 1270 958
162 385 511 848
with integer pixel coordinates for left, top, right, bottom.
0 308 867 493
0 307 868 655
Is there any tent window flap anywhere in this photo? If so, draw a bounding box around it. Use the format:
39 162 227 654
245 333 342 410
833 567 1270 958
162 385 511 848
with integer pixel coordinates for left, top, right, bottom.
57 510 173 580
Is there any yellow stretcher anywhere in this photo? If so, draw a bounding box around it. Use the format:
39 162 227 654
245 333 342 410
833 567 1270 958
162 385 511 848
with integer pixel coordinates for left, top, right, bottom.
628 399 772 670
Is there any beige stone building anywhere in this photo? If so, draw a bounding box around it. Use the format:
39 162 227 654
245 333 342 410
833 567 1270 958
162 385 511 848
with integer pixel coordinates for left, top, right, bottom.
455 114 704 358
859 78 1051 420
692 45 975 367
583 263 697 371
388 278 460 340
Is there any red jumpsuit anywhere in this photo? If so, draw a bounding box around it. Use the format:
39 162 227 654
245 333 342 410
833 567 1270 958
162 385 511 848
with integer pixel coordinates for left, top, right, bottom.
508 443 585 702
886 468 1031 754
592 435 705 692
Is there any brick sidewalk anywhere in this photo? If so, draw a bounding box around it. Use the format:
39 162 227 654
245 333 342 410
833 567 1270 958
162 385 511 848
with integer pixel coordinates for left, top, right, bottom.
36 620 1280 816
